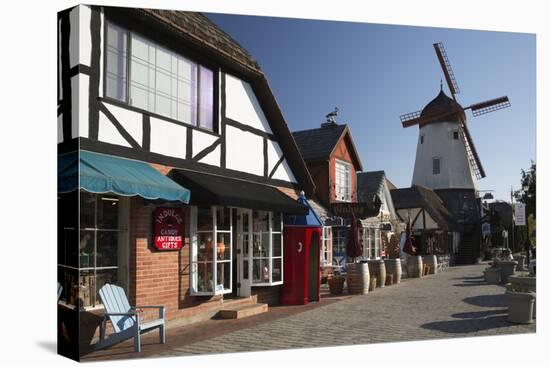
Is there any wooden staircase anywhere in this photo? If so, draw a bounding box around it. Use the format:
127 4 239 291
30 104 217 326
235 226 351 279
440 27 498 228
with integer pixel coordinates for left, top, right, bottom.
217 296 268 320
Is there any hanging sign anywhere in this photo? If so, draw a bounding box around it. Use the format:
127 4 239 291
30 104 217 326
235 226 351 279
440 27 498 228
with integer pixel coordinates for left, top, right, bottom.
481 222 491 235
153 207 185 250
514 203 526 226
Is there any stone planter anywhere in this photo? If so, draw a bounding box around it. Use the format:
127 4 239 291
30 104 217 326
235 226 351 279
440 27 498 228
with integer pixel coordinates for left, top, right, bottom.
483 267 501 284
496 260 517 283
507 275 536 293
327 276 345 295
515 255 526 271
506 290 536 324
346 262 370 295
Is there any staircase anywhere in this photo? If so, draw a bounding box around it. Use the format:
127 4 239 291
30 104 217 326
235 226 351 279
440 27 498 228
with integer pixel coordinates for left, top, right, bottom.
455 230 481 265
217 296 268 320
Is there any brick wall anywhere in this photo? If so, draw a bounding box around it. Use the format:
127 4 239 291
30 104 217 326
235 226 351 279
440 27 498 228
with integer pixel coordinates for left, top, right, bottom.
253 285 282 306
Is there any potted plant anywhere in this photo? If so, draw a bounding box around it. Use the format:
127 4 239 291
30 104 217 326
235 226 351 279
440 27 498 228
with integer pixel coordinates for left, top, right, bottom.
327 273 345 295
506 279 536 324
507 272 536 293
483 266 501 284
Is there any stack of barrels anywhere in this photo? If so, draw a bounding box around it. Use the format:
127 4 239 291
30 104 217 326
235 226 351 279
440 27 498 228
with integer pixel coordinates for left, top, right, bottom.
346 262 370 294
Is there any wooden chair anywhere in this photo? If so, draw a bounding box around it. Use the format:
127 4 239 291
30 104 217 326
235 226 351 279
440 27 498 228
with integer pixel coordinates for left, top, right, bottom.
94 283 166 353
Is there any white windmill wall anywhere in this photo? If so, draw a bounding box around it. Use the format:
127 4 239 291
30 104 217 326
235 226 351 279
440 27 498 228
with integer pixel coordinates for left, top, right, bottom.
412 121 477 190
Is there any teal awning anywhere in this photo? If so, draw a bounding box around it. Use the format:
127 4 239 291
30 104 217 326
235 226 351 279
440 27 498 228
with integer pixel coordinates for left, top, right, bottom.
58 151 191 203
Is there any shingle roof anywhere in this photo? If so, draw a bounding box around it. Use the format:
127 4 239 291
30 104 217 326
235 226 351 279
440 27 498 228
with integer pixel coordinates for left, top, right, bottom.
390 185 459 231
292 123 347 162
357 170 385 203
138 9 261 74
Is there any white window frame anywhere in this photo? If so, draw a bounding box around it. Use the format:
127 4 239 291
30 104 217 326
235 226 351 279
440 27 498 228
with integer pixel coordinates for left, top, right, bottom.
321 226 333 266
190 206 233 296
335 159 352 202
252 212 283 287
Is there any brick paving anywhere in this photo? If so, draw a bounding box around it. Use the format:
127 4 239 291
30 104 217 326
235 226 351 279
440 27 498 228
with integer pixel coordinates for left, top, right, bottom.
82 263 535 361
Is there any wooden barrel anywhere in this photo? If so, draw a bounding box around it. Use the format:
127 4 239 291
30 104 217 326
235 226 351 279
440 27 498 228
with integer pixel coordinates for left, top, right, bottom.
346 262 370 295
384 258 402 284
422 255 438 274
367 260 386 288
406 255 423 278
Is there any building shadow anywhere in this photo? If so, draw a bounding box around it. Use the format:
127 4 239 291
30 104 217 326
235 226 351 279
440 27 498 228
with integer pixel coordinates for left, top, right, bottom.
421 315 511 334
452 275 484 281
462 294 508 308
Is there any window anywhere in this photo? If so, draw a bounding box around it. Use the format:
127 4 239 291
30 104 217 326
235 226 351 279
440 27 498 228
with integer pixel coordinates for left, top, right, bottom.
192 207 232 295
433 157 441 175
335 160 352 202
359 227 381 260
453 131 459 140
252 211 283 285
332 228 348 258
321 226 333 266
420 135 424 144
77 192 129 307
105 22 215 131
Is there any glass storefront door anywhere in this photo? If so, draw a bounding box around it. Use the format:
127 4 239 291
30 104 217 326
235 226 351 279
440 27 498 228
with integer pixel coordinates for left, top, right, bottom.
237 209 252 297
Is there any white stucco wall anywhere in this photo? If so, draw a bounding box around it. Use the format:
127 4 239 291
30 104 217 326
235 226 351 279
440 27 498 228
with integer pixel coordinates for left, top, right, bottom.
226 125 264 176
412 121 477 190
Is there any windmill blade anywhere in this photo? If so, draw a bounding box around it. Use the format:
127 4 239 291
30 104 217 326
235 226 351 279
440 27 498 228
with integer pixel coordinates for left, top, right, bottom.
458 122 486 179
467 96 511 117
433 42 460 97
400 110 422 127
400 109 461 128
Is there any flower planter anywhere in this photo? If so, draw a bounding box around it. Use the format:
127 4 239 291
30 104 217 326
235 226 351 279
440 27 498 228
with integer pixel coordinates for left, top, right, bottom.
406 255 423 278
422 255 438 274
483 267 501 284
369 276 377 292
496 260 517 283
367 260 386 288
506 290 536 324
384 258 402 284
327 276 345 295
508 275 536 293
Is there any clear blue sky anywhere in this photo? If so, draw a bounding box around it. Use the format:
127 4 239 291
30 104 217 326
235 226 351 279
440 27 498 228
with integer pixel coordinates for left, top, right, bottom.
206 13 536 201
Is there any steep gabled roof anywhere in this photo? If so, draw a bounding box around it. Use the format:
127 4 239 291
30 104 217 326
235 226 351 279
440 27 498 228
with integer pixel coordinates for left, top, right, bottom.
292 123 363 170
390 185 460 231
357 170 385 202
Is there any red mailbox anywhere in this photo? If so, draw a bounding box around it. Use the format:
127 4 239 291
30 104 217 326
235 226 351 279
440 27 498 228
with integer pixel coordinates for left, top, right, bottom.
282 192 322 305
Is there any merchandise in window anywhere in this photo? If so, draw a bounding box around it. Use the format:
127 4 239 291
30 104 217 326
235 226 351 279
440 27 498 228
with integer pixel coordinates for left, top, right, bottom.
105 21 215 131
192 207 233 295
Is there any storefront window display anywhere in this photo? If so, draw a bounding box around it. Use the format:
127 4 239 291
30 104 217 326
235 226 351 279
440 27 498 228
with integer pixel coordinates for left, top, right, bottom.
252 211 283 285
191 206 233 295
321 226 333 266
78 191 129 308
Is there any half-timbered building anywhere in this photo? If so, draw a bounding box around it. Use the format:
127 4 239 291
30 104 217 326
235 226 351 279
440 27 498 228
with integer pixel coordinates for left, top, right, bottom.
57 5 317 354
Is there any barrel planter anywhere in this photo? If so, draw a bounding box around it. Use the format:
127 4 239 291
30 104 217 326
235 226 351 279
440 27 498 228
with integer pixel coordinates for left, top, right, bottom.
406 255 423 278
497 261 517 283
483 267 501 284
506 290 536 324
369 276 377 292
327 275 345 295
422 255 438 274
367 260 386 288
384 258 402 284
346 262 370 295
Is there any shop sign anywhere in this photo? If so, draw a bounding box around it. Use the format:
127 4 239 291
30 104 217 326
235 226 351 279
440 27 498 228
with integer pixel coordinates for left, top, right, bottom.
514 203 526 226
331 201 381 218
153 207 184 250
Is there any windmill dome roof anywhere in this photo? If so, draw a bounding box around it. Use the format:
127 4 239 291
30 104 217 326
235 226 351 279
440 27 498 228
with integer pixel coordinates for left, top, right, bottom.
420 89 465 126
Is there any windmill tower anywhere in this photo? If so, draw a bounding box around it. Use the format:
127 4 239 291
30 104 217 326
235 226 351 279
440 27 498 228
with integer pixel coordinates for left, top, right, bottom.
399 42 511 263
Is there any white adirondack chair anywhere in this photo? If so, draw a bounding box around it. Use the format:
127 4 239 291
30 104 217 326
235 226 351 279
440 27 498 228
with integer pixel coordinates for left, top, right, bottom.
94 283 166 353
57 282 63 302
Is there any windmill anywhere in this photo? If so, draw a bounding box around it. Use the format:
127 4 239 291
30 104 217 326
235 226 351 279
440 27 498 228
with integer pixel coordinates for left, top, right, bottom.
400 42 511 182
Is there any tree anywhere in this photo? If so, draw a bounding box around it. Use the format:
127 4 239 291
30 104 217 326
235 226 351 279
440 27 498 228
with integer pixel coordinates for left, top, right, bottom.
514 161 536 219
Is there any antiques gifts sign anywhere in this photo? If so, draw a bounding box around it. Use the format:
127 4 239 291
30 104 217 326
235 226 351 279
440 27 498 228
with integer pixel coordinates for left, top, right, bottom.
153 207 184 250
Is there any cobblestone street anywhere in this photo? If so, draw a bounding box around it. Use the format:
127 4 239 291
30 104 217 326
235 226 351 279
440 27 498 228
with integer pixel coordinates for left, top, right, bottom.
83 263 535 361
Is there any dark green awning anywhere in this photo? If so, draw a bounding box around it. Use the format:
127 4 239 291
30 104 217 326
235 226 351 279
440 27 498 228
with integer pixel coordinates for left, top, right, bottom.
58 151 190 203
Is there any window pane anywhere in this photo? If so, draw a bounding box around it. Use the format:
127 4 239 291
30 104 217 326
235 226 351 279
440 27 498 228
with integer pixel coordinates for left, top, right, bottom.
198 66 214 130
253 258 270 283
79 270 95 307
197 207 213 231
216 262 231 291
106 23 127 102
97 195 119 229
95 269 118 306
253 211 269 232
80 191 95 228
216 232 231 261
96 231 118 267
272 258 282 282
197 233 214 261
79 231 94 268
253 233 268 258
433 158 441 175
197 262 213 292
272 234 281 257
216 207 231 231
271 213 282 232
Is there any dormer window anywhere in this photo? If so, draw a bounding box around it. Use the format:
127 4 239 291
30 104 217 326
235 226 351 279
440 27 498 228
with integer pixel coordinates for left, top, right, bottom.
105 21 215 131
335 159 352 202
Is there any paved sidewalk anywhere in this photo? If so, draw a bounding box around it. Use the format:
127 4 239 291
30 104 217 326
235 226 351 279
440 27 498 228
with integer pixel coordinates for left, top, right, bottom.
83 263 535 361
